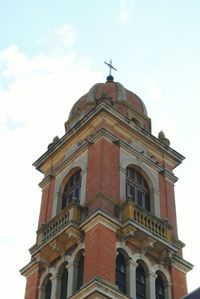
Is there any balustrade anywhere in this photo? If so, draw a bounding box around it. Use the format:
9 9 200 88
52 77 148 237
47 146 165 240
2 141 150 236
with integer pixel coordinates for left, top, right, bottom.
122 200 171 241
37 202 82 245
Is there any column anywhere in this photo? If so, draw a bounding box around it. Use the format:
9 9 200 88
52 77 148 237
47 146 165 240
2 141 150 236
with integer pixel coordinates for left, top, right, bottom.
165 282 172 299
38 286 45 299
50 274 60 299
147 271 157 299
67 261 75 297
128 259 138 299
52 192 62 217
80 168 87 206
119 166 126 200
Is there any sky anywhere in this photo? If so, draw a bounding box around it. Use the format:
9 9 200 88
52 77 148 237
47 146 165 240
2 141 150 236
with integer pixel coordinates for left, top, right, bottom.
0 1 200 298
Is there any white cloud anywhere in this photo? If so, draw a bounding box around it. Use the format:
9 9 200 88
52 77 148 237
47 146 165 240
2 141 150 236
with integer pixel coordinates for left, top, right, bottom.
0 25 103 299
119 0 135 25
37 24 77 54
57 25 78 47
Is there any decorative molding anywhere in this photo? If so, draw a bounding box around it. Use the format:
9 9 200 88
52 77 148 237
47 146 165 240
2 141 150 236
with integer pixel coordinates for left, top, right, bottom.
70 276 127 299
33 102 184 172
20 260 39 278
39 174 55 189
80 210 120 234
172 255 193 274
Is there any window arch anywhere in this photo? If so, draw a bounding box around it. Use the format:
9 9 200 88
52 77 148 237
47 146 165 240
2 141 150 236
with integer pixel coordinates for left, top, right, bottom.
155 273 165 299
62 169 81 209
136 264 146 299
60 267 68 299
126 167 150 211
45 277 52 299
116 252 127 294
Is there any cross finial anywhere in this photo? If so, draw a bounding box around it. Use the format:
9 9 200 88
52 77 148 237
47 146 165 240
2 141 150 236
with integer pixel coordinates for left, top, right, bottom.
104 59 117 81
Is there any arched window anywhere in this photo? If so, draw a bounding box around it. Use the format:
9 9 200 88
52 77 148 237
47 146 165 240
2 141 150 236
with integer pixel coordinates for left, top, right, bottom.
60 268 68 299
45 278 52 299
155 274 165 299
77 254 84 291
62 170 81 209
126 167 150 211
136 264 146 299
116 252 126 293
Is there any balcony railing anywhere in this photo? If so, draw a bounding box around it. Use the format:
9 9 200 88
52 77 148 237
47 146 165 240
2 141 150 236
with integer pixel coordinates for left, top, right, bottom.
37 201 83 245
121 200 172 241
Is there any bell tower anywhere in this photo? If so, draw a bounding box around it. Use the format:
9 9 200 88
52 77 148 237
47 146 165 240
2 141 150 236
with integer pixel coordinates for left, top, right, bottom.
21 72 192 299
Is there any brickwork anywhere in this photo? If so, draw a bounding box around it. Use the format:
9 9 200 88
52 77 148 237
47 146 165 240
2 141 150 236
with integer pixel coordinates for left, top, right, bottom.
24 271 40 299
86 139 120 203
171 267 188 299
159 173 178 236
165 180 178 236
38 176 55 226
21 79 191 299
84 224 116 284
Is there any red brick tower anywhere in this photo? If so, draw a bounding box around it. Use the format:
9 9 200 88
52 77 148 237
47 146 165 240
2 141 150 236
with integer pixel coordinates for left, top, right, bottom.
21 73 192 299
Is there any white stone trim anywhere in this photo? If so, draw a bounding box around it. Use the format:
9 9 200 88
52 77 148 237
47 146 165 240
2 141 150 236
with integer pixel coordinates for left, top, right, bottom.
68 243 85 264
152 264 172 299
52 152 88 217
120 148 160 217
38 268 54 299
132 253 153 270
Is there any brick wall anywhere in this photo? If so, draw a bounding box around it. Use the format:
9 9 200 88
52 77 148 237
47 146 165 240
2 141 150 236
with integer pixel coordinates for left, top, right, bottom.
38 176 55 226
24 271 40 299
171 267 188 299
159 173 178 237
86 138 120 203
84 224 116 284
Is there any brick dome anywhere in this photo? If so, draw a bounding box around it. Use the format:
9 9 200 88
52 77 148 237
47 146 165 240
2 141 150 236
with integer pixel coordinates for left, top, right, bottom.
69 78 147 119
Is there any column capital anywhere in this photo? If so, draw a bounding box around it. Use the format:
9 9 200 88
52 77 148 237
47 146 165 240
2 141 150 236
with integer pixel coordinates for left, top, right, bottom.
129 259 138 267
148 271 158 279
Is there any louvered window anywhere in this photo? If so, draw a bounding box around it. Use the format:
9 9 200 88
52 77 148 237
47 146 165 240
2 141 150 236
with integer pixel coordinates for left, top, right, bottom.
156 275 165 299
60 268 68 299
77 255 84 291
136 264 146 299
62 170 81 209
126 167 150 212
45 278 52 299
116 252 126 293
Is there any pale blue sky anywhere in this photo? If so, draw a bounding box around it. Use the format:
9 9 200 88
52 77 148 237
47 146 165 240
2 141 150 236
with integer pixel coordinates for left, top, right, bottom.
0 1 200 298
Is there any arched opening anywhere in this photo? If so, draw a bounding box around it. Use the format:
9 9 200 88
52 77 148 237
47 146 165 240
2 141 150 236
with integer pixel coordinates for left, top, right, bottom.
155 273 165 299
76 254 84 291
60 267 68 299
136 264 146 299
62 169 81 209
45 277 52 299
126 166 150 211
116 252 127 294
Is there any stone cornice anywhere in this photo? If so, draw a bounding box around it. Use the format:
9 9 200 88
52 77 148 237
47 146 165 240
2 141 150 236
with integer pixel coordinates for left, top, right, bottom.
20 260 38 278
159 169 178 184
71 276 129 299
122 219 178 252
80 209 120 234
172 254 193 273
39 174 55 189
33 102 184 172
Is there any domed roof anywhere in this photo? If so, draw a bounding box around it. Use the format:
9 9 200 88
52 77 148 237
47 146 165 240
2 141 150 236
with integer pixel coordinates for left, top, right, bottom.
69 77 147 119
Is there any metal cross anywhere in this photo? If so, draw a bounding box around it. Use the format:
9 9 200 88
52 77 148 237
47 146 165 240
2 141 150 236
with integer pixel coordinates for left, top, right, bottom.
104 59 117 76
